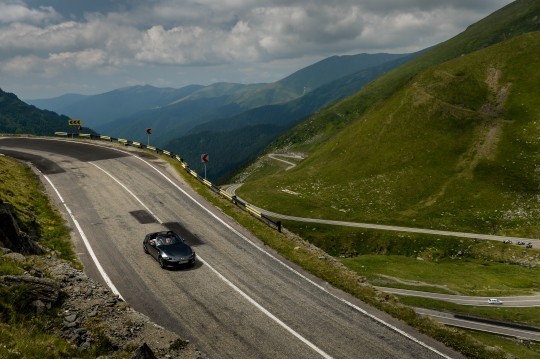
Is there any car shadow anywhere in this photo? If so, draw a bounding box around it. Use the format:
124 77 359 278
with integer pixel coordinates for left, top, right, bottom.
163 260 203 272
163 222 205 246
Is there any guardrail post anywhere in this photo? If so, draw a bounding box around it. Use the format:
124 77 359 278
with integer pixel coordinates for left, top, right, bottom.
277 221 282 233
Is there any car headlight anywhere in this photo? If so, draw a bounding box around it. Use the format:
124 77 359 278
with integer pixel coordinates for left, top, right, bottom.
161 254 170 260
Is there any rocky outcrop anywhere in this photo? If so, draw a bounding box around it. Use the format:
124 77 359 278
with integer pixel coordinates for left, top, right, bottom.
0 251 204 358
0 198 203 358
0 274 60 313
0 201 43 255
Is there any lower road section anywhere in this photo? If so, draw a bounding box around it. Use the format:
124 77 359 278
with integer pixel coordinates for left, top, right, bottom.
415 308 540 342
0 137 463 359
376 287 540 308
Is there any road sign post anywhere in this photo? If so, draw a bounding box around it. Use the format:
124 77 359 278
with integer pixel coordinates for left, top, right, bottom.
146 128 152 146
201 153 209 179
68 119 82 138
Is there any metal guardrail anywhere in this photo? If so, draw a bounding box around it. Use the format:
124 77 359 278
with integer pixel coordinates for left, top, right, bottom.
55 132 282 232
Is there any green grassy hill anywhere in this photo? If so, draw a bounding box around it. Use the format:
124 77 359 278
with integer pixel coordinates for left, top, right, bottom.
265 0 540 154
238 25 540 237
0 89 74 135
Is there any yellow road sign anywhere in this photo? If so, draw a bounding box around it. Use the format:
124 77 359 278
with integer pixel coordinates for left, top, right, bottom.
68 119 82 126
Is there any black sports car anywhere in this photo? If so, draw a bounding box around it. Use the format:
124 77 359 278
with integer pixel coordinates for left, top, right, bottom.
143 231 196 268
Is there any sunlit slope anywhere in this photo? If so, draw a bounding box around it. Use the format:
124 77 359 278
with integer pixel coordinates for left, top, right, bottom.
238 32 540 237
267 0 540 153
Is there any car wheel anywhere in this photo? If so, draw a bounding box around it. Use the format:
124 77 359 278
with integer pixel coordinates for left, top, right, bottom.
159 257 165 268
143 244 148 254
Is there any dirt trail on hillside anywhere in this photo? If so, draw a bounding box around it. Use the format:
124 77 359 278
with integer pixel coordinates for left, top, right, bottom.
417 67 510 208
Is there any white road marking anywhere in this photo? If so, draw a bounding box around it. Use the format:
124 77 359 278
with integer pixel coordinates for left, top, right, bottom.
90 162 163 224
198 256 334 359
90 159 333 358
41 173 124 300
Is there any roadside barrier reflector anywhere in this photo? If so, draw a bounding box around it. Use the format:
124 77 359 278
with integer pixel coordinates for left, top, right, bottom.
246 205 262 218
55 132 68 136
79 133 91 137
220 190 233 201
100 135 111 140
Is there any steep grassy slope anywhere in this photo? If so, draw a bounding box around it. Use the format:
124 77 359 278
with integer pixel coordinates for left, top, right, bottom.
266 0 540 154
239 31 540 237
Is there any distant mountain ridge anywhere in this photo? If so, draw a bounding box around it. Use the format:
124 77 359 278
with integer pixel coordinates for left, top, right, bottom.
28 53 408 136
28 85 205 129
167 52 419 181
276 53 409 94
27 52 412 180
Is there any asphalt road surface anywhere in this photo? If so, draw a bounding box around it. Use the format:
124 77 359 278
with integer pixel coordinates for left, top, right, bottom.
414 308 540 342
376 287 540 308
0 137 464 359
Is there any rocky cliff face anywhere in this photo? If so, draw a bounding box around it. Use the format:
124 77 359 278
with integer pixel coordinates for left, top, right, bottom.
0 201 204 358
0 201 43 255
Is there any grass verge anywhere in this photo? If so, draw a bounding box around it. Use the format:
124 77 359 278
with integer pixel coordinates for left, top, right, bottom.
283 220 540 296
464 330 540 359
0 156 76 263
342 255 540 297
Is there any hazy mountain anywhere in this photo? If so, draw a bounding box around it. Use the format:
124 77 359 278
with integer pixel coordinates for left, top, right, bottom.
166 52 419 182
28 93 88 112
94 82 267 144
237 0 540 237
277 53 408 94
97 93 248 145
27 84 204 128
0 88 74 136
27 52 410 149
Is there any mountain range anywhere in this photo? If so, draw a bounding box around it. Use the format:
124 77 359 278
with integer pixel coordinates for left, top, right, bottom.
27 52 413 182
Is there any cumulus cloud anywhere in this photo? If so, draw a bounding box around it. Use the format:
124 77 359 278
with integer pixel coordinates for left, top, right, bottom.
0 0 514 98
0 1 60 24
2 48 108 77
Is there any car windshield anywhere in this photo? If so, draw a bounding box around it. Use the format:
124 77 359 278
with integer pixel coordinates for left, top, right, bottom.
156 233 181 245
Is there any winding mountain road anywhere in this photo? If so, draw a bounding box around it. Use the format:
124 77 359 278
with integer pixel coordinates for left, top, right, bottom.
267 153 304 170
375 287 540 308
225 184 539 247
0 137 462 359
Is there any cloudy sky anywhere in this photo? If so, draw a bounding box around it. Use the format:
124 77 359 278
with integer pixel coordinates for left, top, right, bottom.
0 0 513 100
